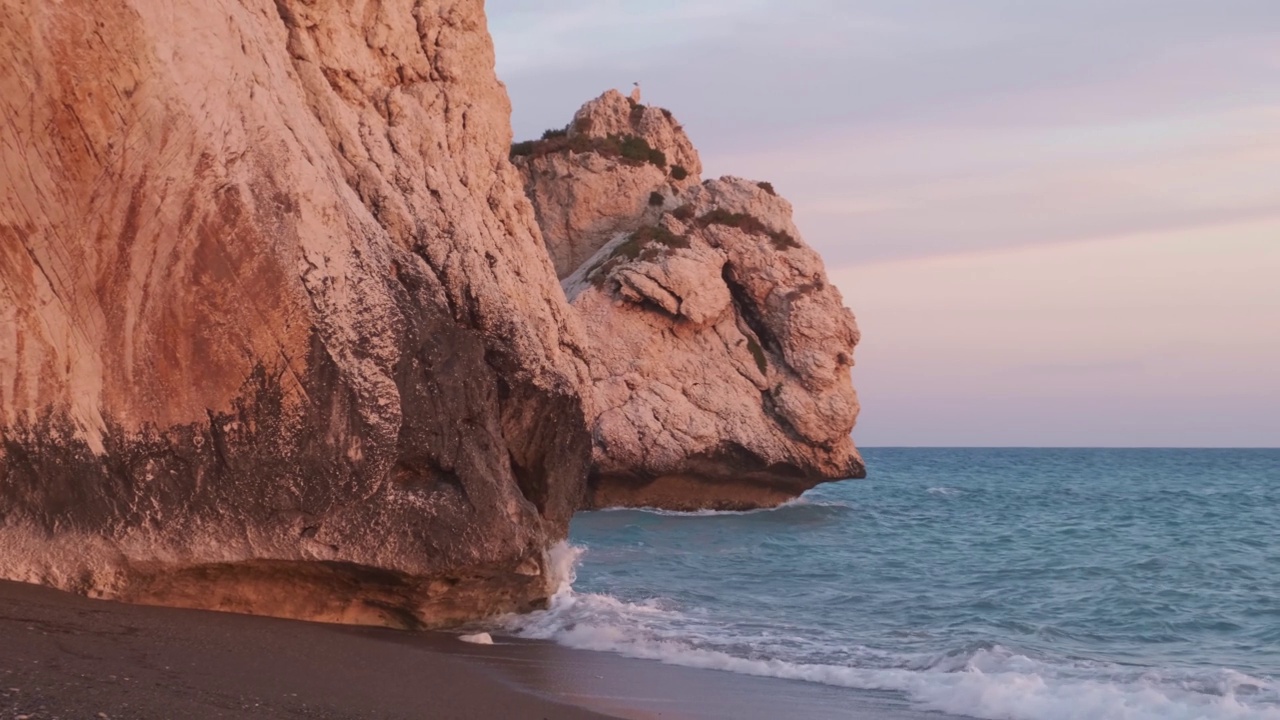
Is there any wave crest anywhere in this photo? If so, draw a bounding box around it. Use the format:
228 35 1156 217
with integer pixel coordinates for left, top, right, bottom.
500 544 1280 720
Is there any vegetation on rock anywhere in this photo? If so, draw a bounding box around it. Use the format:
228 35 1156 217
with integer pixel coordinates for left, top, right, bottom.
697 208 800 250
608 226 690 265
619 135 666 168
629 101 646 125
746 335 768 374
586 224 692 289
511 132 666 170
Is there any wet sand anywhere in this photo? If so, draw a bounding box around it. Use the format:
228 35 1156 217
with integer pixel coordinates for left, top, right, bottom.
460 636 943 720
0 580 933 719
0 580 611 720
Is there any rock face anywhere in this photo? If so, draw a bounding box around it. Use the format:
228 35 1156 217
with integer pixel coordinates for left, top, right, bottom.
517 94 865 511
0 0 591 628
514 90 701 279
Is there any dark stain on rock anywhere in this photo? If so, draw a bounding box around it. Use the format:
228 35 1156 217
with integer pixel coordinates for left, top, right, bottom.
583 440 864 512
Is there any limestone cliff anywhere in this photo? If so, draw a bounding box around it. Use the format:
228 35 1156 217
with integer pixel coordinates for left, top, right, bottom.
0 0 591 628
517 93 865 511
514 90 701 279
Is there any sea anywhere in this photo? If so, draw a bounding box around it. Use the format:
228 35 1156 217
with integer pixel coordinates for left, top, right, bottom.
499 448 1280 720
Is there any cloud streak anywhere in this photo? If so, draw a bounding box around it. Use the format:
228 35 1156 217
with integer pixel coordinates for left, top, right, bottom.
488 1 1280 446
493 1 1280 265
727 101 1280 264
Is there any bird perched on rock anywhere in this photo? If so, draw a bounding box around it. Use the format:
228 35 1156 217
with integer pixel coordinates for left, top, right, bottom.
630 82 642 103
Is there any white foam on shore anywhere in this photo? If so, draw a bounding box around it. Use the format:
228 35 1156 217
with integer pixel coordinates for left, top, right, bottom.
499 544 1280 720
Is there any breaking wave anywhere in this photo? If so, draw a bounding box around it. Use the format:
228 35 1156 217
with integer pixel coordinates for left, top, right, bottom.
499 543 1280 720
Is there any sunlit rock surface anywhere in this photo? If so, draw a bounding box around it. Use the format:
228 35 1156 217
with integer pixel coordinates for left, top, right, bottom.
517 95 865 511
0 0 591 628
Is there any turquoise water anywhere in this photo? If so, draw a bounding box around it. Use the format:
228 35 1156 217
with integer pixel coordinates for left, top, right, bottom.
505 448 1280 720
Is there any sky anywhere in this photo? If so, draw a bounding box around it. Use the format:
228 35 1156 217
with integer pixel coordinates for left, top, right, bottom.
488 1 1280 447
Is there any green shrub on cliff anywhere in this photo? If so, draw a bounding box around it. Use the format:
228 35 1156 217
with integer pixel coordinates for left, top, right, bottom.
509 132 666 170
587 224 691 290
625 224 690 253
746 336 768 374
618 135 666 169
697 208 799 250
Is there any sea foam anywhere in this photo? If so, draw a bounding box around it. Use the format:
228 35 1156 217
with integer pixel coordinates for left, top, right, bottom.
499 543 1280 720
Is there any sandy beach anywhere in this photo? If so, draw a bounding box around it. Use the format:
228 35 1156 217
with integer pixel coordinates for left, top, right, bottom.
0 580 613 720
0 579 942 720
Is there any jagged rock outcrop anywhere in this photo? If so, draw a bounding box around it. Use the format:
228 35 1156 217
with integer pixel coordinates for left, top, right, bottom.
517 94 865 511
0 0 592 628
514 90 701 278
